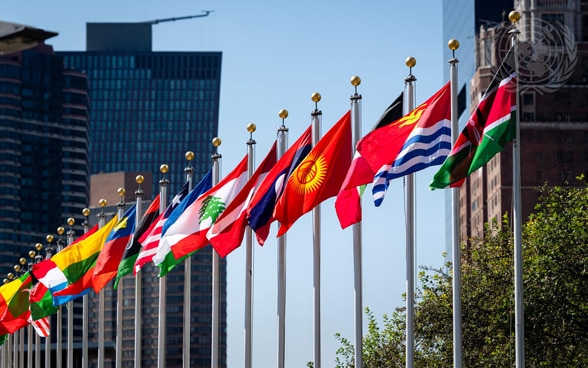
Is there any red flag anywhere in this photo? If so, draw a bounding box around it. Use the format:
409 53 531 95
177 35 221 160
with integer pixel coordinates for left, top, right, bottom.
209 142 277 257
335 93 403 228
273 111 352 236
357 83 451 174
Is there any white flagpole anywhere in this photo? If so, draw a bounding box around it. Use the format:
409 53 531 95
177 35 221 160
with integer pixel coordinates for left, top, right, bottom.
157 165 170 368
27 316 32 368
211 137 222 368
134 177 144 368
404 59 416 368
81 208 91 368
97 199 108 368
43 239 54 368
6 332 11 368
18 323 23 368
115 188 126 368
66 218 76 368
310 92 322 368
508 11 524 368
349 76 364 368
276 110 289 368
448 38 463 368
244 124 257 368
183 152 195 368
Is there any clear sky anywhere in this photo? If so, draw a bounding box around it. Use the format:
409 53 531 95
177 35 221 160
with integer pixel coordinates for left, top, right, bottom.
5 1 454 366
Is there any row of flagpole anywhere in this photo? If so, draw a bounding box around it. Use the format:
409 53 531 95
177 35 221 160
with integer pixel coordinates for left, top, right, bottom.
0 12 525 368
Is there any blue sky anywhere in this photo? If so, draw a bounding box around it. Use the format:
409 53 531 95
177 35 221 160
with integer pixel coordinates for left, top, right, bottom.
5 1 455 366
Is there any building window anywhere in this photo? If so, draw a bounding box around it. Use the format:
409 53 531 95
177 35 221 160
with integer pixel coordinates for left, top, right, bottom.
537 171 542 180
523 92 535 105
523 112 535 122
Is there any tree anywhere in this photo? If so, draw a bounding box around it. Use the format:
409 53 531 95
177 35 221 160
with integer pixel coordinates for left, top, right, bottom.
335 179 588 367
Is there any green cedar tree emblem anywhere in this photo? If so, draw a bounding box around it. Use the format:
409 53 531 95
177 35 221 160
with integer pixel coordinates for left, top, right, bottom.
199 195 225 224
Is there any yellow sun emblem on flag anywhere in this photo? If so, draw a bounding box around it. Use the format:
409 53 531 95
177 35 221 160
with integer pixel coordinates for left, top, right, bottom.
289 152 327 195
392 101 428 128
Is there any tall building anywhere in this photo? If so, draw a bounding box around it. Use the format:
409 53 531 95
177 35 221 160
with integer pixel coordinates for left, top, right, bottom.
56 20 226 367
0 41 91 364
459 0 588 241
441 0 514 249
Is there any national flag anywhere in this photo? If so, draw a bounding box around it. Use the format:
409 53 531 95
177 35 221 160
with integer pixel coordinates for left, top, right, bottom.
209 142 277 257
274 111 352 236
51 216 118 305
92 204 137 292
247 126 312 245
114 194 160 287
28 315 50 337
151 171 212 276
368 83 452 206
29 281 57 321
158 156 249 275
134 182 190 274
430 73 517 189
335 93 404 228
0 272 32 334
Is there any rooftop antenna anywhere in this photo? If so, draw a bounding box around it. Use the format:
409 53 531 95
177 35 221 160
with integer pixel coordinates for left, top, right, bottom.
143 10 213 25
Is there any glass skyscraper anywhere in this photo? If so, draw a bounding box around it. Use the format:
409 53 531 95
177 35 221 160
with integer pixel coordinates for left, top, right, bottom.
57 21 226 367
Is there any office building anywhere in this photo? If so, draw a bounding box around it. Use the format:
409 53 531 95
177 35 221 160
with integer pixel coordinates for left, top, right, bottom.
57 20 226 367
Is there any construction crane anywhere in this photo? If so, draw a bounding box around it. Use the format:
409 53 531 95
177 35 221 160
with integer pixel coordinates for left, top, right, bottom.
143 11 213 25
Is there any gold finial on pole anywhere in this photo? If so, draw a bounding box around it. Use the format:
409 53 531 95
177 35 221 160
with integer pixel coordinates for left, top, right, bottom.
350 75 361 95
448 39 459 59
311 92 321 111
509 10 521 23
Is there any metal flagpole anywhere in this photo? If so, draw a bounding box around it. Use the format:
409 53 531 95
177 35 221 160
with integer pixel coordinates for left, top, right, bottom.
157 165 169 368
349 76 364 368
66 218 76 368
134 177 144 368
310 92 322 368
115 188 126 368
404 59 416 368
6 331 11 368
276 110 289 368
97 199 108 368
55 228 66 368
448 39 462 368
81 208 91 368
244 124 256 368
211 137 222 368
26 264 32 368
42 240 54 368
183 152 195 368
18 321 23 368
509 10 524 368
13 329 17 368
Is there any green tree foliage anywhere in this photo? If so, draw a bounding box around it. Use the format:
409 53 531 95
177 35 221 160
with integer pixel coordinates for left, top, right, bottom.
335 180 588 367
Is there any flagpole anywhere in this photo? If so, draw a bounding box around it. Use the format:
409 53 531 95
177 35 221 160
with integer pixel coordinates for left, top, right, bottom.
134 177 144 368
13 329 17 368
348 76 364 368
42 240 53 368
157 165 169 368
66 218 76 368
183 152 195 368
115 188 126 368
508 11 524 368
18 315 23 368
244 124 257 368
276 110 289 368
310 92 322 368
447 39 463 368
26 258 32 368
56 228 66 368
81 208 90 368
403 59 417 368
97 199 108 368
211 137 222 368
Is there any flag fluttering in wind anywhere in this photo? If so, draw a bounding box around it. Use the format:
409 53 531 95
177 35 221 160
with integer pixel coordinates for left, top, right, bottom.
115 194 160 287
159 157 248 274
152 170 213 276
29 278 57 321
274 111 352 236
247 126 312 245
134 182 190 274
335 93 404 228
0 272 32 334
51 216 118 305
430 73 517 189
361 83 452 206
92 204 137 292
29 315 50 337
209 142 278 257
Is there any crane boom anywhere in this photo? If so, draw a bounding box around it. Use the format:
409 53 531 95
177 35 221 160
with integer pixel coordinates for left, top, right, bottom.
143 11 213 25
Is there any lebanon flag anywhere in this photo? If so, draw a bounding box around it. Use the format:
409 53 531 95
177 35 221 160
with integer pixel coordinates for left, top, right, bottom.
370 83 451 206
162 155 249 266
335 92 403 228
430 73 517 189
247 126 312 245
209 142 277 257
274 110 352 236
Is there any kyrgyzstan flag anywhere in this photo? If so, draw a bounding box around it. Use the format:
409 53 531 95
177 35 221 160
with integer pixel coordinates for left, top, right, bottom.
273 111 352 236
